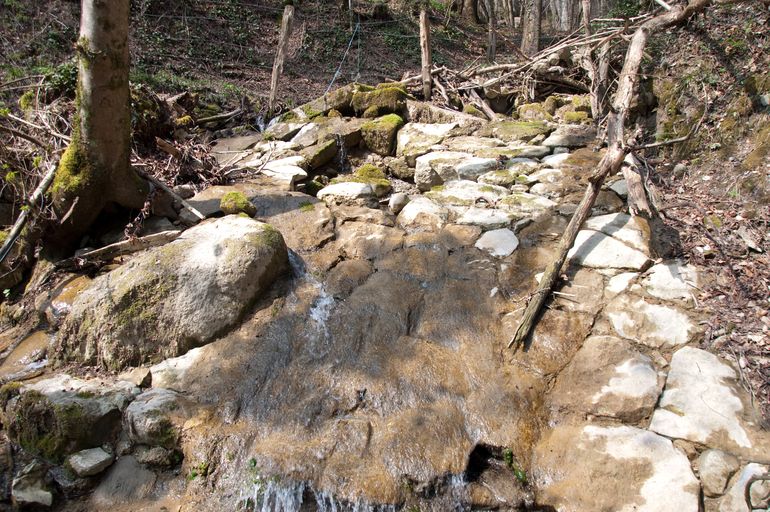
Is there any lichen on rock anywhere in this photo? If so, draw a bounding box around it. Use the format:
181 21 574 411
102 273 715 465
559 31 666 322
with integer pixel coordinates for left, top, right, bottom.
361 113 405 156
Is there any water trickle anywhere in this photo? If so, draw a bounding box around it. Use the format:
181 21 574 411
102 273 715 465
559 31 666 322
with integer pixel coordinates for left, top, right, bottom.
242 480 397 512
255 114 267 133
288 251 335 348
334 134 351 175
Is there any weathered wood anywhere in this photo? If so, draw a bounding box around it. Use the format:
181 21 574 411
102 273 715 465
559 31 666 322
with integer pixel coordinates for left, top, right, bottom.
0 163 57 265
420 8 433 100
133 167 206 222
508 0 716 351
622 152 653 217
487 0 497 62
268 4 295 115
469 89 498 121
55 230 182 269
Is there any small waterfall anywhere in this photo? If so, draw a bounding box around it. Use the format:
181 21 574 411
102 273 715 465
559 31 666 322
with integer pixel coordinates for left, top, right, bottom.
240 480 397 512
334 134 351 175
288 251 335 349
255 113 267 133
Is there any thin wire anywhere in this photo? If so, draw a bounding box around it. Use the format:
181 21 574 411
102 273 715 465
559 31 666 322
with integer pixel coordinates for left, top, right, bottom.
325 20 360 94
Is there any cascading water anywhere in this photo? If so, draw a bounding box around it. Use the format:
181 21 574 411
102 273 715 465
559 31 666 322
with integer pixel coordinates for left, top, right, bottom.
240 479 398 512
288 250 335 349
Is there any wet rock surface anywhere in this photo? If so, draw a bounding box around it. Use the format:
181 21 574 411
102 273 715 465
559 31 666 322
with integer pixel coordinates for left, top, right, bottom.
18 89 770 512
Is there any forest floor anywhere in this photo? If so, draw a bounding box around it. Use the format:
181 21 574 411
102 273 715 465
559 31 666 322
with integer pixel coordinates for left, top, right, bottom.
0 0 768 420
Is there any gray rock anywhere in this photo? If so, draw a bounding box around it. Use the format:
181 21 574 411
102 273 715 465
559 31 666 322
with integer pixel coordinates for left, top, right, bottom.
67 447 114 477
548 336 664 422
456 207 514 231
609 179 628 198
133 446 176 468
541 124 597 147
498 192 557 219
337 222 405 261
475 229 519 257
642 260 699 301
533 424 699 511
118 367 152 388
397 197 449 232
388 192 410 214
650 347 770 461
55 216 289 370
553 146 570 154
426 180 510 206
568 229 651 270
440 135 503 154
604 294 696 348
714 463 770 511
414 151 499 191
90 456 156 508
541 153 571 167
699 449 739 497
584 213 651 253
396 122 457 166
317 182 374 202
124 388 193 449
11 461 52 508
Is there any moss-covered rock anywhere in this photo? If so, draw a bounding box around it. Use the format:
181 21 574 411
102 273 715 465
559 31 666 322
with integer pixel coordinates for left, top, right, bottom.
563 111 590 124
331 164 392 197
352 86 408 117
517 102 554 122
288 83 373 121
361 114 405 156
54 216 289 370
220 191 257 216
478 121 553 143
462 104 487 119
298 139 335 170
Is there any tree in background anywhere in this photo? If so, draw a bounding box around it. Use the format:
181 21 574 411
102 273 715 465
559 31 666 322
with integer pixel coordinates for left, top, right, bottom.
520 0 541 55
49 0 148 250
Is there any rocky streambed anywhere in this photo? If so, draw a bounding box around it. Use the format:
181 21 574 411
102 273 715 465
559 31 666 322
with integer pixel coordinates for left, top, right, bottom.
0 84 768 511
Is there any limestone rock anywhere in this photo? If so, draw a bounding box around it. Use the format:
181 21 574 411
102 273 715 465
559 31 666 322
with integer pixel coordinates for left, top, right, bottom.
441 135 503 154
541 153 571 167
699 449 739 498
396 197 449 232
523 167 563 185
715 463 770 511
475 229 519 257
11 461 52 508
55 216 289 370
388 192 409 214
609 179 628 198
251 192 335 253
642 260 699 301
396 122 457 165
317 182 374 202
4 375 138 462
361 114 404 156
541 124 597 147
649 347 770 461
414 151 499 191
351 85 407 117
548 336 664 422
498 192 557 219
478 169 525 187
124 388 193 449
456 207 514 230
533 424 699 511
479 121 553 143
476 144 551 159
605 294 696 348
583 213 650 252
90 456 157 508
325 260 374 299
337 222 405 261
300 138 337 170
568 229 651 270
262 121 306 142
67 447 114 477
426 180 510 206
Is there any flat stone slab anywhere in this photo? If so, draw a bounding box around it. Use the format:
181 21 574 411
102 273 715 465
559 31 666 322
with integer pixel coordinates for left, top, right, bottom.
698 449 740 498
583 213 650 253
568 230 651 270
456 207 514 230
533 424 699 511
67 447 114 477
317 182 374 201
524 168 563 185
440 135 503 153
414 151 499 191
425 180 510 206
649 347 770 461
397 122 457 165
642 260 699 301
541 153 572 167
474 228 519 257
498 192 556 218
604 294 696 348
548 336 664 422
541 124 597 147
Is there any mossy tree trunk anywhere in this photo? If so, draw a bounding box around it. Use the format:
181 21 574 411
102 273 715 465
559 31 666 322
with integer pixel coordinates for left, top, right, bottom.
49 0 148 249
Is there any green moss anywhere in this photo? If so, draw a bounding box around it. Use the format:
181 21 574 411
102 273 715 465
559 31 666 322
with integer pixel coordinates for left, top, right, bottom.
517 102 553 122
479 185 496 192
327 109 342 118
253 224 284 250
571 95 592 112
354 163 386 180
302 139 338 170
351 87 407 116
18 90 35 112
742 124 770 171
220 191 256 216
563 111 590 124
430 185 445 192
0 230 8 247
362 105 380 118
301 104 323 119
745 73 770 96
491 121 552 142
331 164 391 197
298 201 315 212
0 381 22 409
304 178 325 196
51 139 92 198
279 110 300 123
174 115 194 128
361 114 404 156
462 104 486 119
544 96 562 115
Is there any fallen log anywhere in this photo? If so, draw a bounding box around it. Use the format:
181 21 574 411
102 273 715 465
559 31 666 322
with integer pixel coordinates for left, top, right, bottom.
509 0 719 351
55 230 182 269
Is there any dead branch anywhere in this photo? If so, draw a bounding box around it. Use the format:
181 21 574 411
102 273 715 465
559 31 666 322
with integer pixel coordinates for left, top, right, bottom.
54 230 182 269
195 108 243 126
132 167 206 222
0 125 48 149
6 113 71 143
509 0 717 351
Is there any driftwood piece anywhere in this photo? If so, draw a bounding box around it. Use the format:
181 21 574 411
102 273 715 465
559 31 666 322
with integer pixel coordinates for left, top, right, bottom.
469 89 498 121
133 167 205 222
55 230 182 269
269 4 295 115
0 162 57 265
195 108 243 126
509 0 717 351
420 8 433 100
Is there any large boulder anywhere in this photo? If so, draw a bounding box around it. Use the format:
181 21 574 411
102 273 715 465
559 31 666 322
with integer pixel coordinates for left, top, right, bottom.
396 122 457 166
54 216 289 370
361 114 405 156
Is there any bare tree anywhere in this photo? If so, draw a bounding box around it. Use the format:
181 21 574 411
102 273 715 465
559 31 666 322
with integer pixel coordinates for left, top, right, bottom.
49 0 148 249
520 0 542 55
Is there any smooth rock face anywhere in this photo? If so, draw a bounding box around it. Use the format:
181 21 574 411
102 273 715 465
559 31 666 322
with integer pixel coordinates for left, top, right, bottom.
475 229 519 257
499 192 557 218
642 261 699 301
67 447 114 477
456 207 513 230
414 151 499 191
396 122 457 165
124 388 192 449
388 192 409 214
541 124 597 147
55 216 289 370
317 182 374 201
568 230 651 270
337 222 405 261
610 179 628 198
583 213 650 253
699 449 740 498
715 463 770 511
90 456 157 508
650 347 770 459
533 425 699 512
426 180 510 206
541 153 571 167
548 336 663 422
605 294 696 348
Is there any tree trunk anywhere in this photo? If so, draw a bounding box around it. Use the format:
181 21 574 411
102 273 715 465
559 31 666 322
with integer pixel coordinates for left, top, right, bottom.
420 8 433 100
461 0 480 23
487 0 497 61
49 0 147 249
268 4 295 115
520 0 541 56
